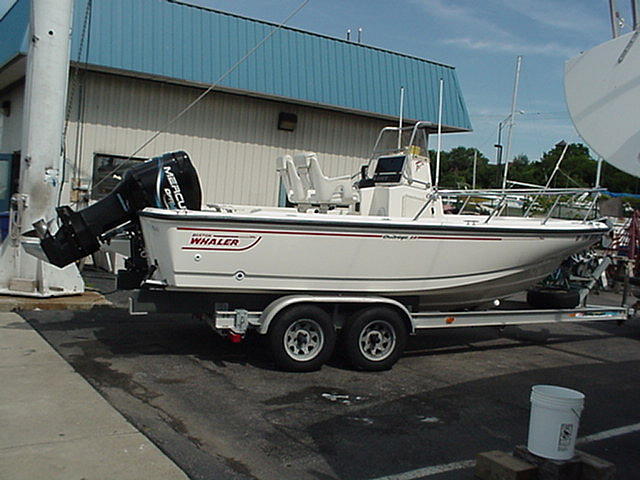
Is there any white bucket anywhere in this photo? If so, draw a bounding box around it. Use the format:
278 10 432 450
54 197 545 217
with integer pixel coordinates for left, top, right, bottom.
527 385 585 460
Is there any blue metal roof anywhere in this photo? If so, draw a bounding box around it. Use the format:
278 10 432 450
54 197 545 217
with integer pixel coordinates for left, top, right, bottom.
0 0 29 70
1 0 472 131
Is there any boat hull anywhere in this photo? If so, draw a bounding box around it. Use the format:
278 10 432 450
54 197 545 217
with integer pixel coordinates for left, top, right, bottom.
139 209 607 309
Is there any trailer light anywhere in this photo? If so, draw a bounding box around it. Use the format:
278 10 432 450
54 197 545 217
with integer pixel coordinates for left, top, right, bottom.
445 316 455 324
228 332 244 343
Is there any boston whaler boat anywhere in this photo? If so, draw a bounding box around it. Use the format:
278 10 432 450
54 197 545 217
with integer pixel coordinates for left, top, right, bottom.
139 122 607 307
36 121 616 371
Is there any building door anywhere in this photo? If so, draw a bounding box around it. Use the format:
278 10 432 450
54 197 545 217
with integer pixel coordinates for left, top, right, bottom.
0 152 20 212
0 153 13 211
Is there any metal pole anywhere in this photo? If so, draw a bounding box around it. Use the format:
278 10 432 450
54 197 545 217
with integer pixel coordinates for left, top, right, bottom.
495 120 504 187
495 121 504 165
0 0 84 296
472 149 477 190
397 86 404 150
632 0 639 31
543 142 569 190
502 55 522 190
609 0 621 37
523 141 569 217
595 156 603 188
435 78 444 187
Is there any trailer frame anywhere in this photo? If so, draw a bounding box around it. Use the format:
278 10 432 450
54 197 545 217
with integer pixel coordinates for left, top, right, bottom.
129 287 630 371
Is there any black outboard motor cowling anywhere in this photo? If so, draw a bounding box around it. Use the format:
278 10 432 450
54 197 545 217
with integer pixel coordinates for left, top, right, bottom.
40 151 201 268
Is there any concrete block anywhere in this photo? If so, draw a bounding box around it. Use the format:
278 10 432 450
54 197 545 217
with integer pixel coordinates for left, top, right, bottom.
514 445 581 480
575 450 616 480
475 450 537 480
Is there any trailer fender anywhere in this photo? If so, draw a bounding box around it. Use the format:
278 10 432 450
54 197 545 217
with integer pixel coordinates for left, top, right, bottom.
258 295 415 335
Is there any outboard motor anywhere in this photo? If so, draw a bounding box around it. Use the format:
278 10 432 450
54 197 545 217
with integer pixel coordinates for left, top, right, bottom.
38 151 201 269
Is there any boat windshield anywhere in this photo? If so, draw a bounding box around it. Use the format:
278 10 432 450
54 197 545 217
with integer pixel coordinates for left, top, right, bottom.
370 122 430 159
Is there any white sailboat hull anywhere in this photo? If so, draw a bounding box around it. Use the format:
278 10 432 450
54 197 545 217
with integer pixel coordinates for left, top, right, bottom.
139 208 607 309
565 31 640 177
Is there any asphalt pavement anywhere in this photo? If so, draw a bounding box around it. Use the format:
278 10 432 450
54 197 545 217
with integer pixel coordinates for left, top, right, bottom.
9 288 640 480
2 266 640 480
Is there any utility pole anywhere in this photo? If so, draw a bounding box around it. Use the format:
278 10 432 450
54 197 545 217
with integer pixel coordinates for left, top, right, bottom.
0 0 84 296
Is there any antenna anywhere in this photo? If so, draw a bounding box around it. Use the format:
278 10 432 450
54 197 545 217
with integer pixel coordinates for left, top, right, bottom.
435 78 444 187
397 86 404 149
502 55 522 190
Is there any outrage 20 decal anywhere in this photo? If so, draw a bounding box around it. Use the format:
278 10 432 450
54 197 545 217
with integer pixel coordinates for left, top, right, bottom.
182 232 261 251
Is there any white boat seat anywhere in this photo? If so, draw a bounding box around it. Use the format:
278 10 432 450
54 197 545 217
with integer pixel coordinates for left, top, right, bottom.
292 153 313 194
293 152 358 206
276 155 308 204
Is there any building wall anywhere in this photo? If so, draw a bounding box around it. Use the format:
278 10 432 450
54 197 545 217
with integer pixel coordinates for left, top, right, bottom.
62 71 391 207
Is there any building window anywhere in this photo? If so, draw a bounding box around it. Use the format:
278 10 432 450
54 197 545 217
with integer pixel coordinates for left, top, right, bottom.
91 153 144 200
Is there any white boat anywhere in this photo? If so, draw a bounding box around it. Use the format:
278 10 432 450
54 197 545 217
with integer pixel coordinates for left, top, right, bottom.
132 122 608 309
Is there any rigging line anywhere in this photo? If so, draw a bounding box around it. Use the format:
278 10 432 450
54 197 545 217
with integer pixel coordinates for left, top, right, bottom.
71 0 93 208
60 0 93 207
92 0 310 192
63 0 92 143
557 168 583 187
474 128 499 154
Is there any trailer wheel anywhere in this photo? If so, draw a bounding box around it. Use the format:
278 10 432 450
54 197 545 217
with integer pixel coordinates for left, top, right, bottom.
344 307 407 371
526 287 580 309
268 305 336 372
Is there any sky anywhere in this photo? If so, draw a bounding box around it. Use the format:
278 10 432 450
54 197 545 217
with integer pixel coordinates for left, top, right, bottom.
0 0 634 163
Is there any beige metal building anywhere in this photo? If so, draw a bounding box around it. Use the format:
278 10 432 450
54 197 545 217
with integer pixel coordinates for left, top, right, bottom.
0 0 471 210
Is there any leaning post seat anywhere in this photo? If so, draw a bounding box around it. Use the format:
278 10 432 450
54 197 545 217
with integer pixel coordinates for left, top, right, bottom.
276 155 308 204
303 153 358 206
39 151 202 268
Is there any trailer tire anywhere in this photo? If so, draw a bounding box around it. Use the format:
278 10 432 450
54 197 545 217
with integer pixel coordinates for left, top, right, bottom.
268 305 336 372
526 287 580 309
344 307 407 371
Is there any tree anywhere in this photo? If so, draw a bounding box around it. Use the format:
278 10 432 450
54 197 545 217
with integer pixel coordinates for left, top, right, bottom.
535 143 596 188
430 142 640 195
428 147 498 189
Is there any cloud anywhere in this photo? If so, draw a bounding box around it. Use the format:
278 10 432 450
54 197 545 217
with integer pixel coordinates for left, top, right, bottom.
411 0 584 60
442 37 579 58
499 0 605 34
410 0 513 38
